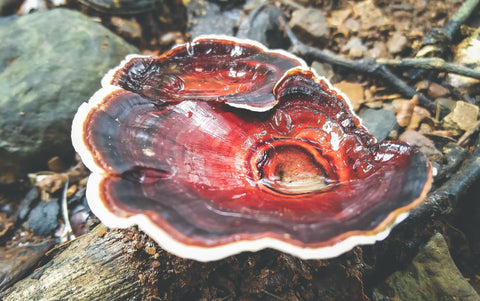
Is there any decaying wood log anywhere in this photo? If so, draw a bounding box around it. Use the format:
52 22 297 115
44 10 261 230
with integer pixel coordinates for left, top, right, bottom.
0 225 142 300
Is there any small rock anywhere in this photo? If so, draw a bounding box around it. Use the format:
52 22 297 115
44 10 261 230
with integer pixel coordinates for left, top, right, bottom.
373 233 480 301
355 0 392 32
368 41 387 58
327 8 351 28
26 199 60 235
236 4 288 49
344 17 360 32
342 37 367 58
311 61 335 82
443 101 479 131
358 108 397 141
187 0 239 38
414 79 430 91
289 8 330 47
387 31 408 54
428 82 450 99
158 31 184 46
399 130 443 162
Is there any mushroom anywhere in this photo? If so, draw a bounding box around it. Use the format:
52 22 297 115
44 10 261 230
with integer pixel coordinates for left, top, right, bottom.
72 36 432 261
105 35 306 111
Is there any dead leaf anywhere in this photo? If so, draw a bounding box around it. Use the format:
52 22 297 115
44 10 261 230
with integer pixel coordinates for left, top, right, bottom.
333 81 365 111
396 95 418 127
408 106 432 130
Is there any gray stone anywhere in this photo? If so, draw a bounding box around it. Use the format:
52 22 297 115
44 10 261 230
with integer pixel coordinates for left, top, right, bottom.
187 0 239 38
26 199 60 236
373 233 480 301
358 109 397 141
236 4 288 49
0 8 138 182
288 8 330 47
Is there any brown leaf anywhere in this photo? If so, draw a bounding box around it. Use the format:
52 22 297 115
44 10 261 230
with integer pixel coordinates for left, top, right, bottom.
407 106 432 130
396 95 418 127
333 81 365 111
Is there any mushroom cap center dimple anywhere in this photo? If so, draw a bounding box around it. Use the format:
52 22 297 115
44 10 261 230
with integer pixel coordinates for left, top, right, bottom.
251 140 336 195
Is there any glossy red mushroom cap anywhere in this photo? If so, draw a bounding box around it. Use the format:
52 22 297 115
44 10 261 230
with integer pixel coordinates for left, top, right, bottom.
72 36 432 261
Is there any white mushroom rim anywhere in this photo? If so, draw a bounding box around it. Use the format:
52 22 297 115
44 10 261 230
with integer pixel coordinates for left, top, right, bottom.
86 172 410 262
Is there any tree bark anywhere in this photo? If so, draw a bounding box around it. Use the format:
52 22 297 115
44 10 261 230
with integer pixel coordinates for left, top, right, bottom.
0 225 142 300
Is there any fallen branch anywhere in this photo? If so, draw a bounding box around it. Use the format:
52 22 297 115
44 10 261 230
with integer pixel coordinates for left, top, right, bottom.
421 0 480 54
377 57 480 80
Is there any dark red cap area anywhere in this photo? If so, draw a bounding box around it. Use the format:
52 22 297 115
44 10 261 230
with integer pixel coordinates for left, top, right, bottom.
72 37 432 261
106 36 305 111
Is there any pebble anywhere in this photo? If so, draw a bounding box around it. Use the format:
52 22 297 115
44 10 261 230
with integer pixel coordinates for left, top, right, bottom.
427 82 450 99
342 37 366 58
358 108 397 141
187 0 238 37
398 130 444 162
443 101 479 131
387 31 408 54
110 16 142 41
288 8 330 47
25 199 60 236
236 4 288 49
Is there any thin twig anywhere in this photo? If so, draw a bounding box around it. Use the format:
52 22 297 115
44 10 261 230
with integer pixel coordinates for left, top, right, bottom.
420 0 480 56
277 17 437 113
59 177 75 243
377 57 480 80
440 0 480 42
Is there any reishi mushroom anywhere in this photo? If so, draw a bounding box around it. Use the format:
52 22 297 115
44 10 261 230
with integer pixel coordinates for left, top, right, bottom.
72 36 433 261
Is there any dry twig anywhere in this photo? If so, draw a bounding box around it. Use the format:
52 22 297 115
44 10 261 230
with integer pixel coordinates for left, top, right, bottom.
377 57 480 80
